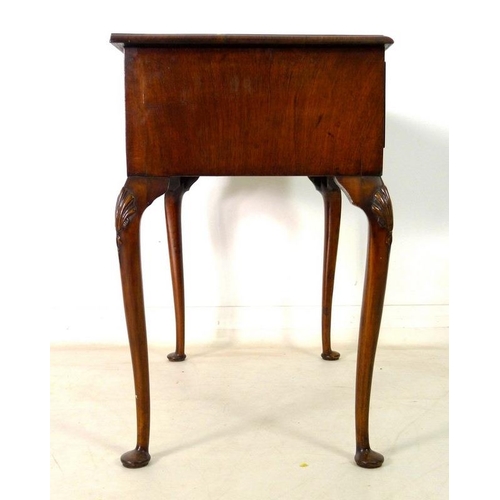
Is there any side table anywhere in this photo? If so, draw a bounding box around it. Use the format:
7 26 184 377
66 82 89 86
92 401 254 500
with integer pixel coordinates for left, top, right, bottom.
111 34 394 469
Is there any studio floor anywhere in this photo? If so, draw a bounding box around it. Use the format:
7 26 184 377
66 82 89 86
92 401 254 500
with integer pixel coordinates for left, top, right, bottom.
50 338 448 499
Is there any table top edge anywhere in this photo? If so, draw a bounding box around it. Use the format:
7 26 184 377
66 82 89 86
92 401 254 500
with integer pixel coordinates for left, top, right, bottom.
110 34 394 52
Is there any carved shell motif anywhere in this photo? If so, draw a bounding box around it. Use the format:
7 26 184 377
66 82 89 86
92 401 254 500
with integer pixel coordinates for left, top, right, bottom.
371 185 393 244
115 187 137 247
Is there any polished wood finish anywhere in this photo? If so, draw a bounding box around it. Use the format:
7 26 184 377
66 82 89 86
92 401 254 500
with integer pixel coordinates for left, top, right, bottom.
164 177 198 362
123 46 386 177
309 177 342 361
335 176 393 468
115 176 171 468
110 33 394 50
111 34 394 469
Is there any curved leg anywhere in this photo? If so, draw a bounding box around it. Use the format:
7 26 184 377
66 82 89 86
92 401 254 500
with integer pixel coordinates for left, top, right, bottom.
115 176 170 468
164 177 198 362
309 177 342 361
334 176 393 469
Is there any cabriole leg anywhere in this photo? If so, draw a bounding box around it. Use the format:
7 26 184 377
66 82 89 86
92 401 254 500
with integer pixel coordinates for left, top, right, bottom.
334 175 393 469
165 177 198 362
309 177 342 361
115 176 170 468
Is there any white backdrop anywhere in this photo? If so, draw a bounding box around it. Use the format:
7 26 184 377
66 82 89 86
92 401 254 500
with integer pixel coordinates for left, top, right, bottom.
2 0 449 347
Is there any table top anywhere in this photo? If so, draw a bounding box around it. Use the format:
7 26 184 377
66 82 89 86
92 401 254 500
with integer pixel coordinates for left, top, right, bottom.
110 34 394 52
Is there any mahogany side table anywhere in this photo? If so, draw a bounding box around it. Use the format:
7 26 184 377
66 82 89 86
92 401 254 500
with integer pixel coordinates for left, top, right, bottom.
111 34 394 469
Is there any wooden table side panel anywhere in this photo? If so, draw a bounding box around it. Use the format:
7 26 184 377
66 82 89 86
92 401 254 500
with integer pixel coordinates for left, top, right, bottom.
125 47 386 176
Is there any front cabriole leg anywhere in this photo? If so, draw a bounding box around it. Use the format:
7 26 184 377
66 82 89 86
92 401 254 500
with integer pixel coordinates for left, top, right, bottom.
334 176 393 469
115 176 170 468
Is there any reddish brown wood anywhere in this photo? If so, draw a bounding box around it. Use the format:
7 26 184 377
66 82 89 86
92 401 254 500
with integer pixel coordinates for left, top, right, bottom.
309 177 342 361
111 34 394 470
123 46 386 177
110 33 394 50
164 177 198 362
115 176 171 468
335 176 393 468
